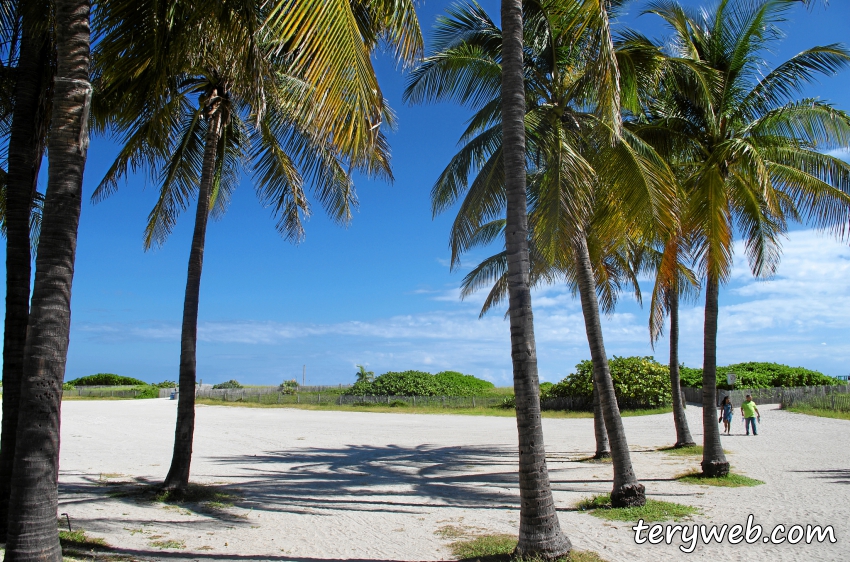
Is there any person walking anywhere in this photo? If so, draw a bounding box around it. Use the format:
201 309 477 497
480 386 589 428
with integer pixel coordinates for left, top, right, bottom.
741 394 760 436
719 396 733 435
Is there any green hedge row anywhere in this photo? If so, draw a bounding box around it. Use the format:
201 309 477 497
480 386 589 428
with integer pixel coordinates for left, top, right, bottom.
545 357 672 407
344 370 494 397
65 373 177 388
678 362 839 389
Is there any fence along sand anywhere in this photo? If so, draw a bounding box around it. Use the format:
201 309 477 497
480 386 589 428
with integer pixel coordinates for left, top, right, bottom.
682 384 849 407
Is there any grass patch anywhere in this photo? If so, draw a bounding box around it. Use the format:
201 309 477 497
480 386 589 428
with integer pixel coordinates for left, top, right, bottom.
448 534 606 562
576 494 700 522
193 398 670 419
154 483 235 506
676 471 764 487
59 530 108 550
785 406 850 421
619 407 673 417
657 445 730 456
149 539 185 549
574 455 613 463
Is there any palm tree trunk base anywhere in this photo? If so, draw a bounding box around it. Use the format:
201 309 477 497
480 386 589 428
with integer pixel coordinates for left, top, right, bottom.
611 482 646 508
514 533 572 561
593 450 611 459
700 460 730 478
674 441 696 448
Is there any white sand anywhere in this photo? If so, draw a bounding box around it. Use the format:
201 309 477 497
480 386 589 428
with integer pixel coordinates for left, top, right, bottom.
44 399 848 561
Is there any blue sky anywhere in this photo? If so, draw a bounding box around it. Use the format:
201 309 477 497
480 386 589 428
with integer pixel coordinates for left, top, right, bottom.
5 0 850 386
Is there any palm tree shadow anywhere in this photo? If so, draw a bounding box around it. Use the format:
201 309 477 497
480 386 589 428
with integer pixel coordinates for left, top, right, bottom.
204 443 527 516
790 469 850 485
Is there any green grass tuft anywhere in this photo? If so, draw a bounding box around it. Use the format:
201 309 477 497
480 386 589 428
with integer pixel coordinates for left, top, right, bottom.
450 535 606 561
785 406 850 421
154 483 235 505
59 529 108 549
657 444 730 456
576 494 700 522
676 471 764 487
149 539 185 549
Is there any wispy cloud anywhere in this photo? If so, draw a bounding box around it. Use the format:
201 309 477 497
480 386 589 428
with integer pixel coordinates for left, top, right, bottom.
74 230 850 383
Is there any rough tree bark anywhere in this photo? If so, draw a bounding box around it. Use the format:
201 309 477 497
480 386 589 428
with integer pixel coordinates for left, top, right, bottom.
700 276 729 476
668 291 695 448
574 233 646 507
4 0 91 558
0 0 51 537
162 91 225 491
592 383 610 459
501 0 572 557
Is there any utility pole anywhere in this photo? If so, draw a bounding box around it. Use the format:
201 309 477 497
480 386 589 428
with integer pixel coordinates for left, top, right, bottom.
302 365 306 387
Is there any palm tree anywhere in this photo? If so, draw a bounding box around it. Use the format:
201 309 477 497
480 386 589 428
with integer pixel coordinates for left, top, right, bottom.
406 0 673 518
356 365 375 383
646 231 699 448
0 0 53 537
406 0 674 508
93 0 420 491
635 0 850 476
3 0 91 556
498 0 572 554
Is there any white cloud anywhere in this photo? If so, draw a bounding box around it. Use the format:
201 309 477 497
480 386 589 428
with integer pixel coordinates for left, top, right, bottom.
74 230 850 383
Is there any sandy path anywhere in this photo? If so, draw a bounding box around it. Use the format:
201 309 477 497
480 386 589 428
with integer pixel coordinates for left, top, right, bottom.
38 399 849 561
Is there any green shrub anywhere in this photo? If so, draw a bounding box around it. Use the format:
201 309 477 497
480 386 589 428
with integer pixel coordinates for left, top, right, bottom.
549 357 672 408
433 371 495 396
372 371 437 395
347 380 376 395
66 373 147 386
62 382 75 391
279 380 298 394
155 380 177 388
539 381 555 400
499 395 516 409
678 362 839 389
212 379 243 389
133 385 160 399
343 370 494 396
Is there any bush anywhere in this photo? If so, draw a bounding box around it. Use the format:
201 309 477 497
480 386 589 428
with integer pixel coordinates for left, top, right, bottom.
343 370 494 396
678 362 839 389
549 357 671 408
279 380 299 394
133 385 161 399
212 379 243 389
155 380 177 388
433 371 495 396
66 373 147 386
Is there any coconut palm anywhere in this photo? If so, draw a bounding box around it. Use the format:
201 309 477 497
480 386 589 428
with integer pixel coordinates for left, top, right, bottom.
93 0 420 491
0 0 53 537
406 0 675 516
634 0 850 476
646 231 699 448
497 0 571 554
356 365 376 383
3 0 90 556
458 217 649 461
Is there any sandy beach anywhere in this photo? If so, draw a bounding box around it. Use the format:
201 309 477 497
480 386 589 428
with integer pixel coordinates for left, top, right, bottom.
42 399 848 561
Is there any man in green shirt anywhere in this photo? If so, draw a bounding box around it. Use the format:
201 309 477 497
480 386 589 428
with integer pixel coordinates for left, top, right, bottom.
741 395 760 435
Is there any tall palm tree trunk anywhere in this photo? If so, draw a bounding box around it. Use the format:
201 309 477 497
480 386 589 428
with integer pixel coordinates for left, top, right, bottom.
668 291 695 447
4 0 91 558
700 276 728 476
163 97 224 492
0 3 51 537
573 233 645 507
501 1 571 558
592 382 610 459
